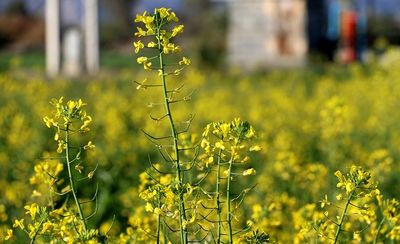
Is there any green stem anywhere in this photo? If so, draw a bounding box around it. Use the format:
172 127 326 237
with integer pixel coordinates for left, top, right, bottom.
49 186 54 210
163 220 168 244
65 124 87 234
215 149 222 244
333 191 354 244
156 214 161 244
225 137 243 244
29 217 45 244
156 189 161 244
156 23 187 244
226 155 234 243
373 218 385 244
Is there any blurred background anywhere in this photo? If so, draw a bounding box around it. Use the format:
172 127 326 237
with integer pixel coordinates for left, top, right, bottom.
0 0 399 75
1 1 400 240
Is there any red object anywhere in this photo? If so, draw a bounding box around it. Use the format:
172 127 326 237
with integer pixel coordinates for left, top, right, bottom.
340 11 357 62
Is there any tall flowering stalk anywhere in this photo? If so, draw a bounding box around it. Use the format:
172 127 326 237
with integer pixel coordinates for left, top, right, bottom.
134 8 266 243
200 119 262 243
316 166 379 243
6 98 100 242
43 97 98 238
134 8 191 243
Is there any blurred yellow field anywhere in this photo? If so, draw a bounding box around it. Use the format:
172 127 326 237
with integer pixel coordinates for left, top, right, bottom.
1 7 400 244
1 57 400 242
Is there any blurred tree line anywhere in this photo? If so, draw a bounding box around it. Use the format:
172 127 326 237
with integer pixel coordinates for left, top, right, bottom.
0 0 44 51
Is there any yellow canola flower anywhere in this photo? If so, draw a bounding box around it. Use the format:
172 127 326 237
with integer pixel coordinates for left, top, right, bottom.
145 202 153 212
160 175 171 185
13 218 25 230
134 11 153 24
206 156 214 167
135 27 147 37
164 189 176 205
157 8 170 18
241 156 250 163
55 162 63 175
246 126 256 139
320 195 330 208
172 25 184 37
43 116 54 128
144 62 152 70
134 11 146 22
223 169 230 177
133 41 144 53
345 182 355 194
249 145 262 152
202 124 211 137
243 168 256 176
57 140 65 154
154 208 163 215
137 57 148 64
41 222 53 234
147 42 157 48
167 11 178 22
77 98 85 107
31 190 42 197
215 141 225 150
179 57 191 66
24 203 39 220
146 28 155 35
80 116 92 131
5 229 13 240
219 123 231 137
251 204 263 219
87 239 100 244
143 15 154 25
186 184 194 195
182 214 196 230
84 141 95 150
67 100 76 111
50 96 64 106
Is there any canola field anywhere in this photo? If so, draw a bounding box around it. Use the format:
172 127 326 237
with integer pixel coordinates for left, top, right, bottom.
1 61 399 243
1 8 400 244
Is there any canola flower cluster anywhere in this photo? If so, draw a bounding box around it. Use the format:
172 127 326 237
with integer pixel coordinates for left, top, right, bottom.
0 7 400 243
133 8 189 74
43 97 94 154
131 8 265 243
4 98 100 243
198 119 264 243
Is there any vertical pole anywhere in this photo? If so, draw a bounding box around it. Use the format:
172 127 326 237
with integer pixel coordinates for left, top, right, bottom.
84 0 99 75
46 0 60 77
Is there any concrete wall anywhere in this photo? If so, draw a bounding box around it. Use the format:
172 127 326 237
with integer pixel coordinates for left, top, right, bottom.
227 0 307 69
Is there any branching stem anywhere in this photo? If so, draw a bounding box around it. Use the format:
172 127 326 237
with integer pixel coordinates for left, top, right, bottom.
29 216 45 244
226 154 234 243
373 218 385 244
156 19 188 244
334 191 354 243
65 124 87 234
156 189 161 244
216 149 222 244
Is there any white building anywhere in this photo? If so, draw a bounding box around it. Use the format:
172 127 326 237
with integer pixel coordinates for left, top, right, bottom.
226 0 308 69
